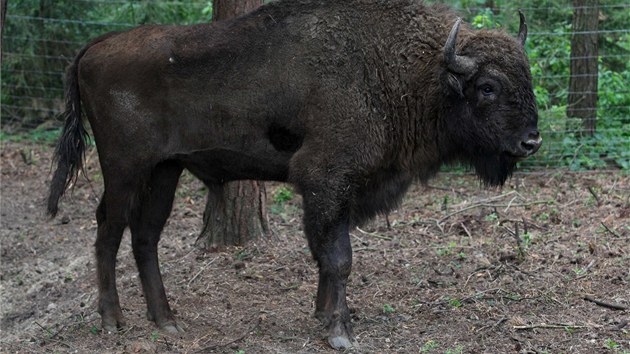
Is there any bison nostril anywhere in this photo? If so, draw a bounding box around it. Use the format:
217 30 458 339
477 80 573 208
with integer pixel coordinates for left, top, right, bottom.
521 141 535 151
529 130 540 140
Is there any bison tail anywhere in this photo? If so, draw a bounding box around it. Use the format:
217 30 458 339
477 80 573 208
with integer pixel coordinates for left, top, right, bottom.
47 47 90 217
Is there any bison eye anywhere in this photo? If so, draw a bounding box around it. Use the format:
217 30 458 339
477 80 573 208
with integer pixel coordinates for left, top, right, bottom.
480 85 494 96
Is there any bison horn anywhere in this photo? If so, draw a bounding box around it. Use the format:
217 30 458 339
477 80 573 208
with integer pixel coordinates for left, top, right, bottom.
444 18 477 75
517 10 528 46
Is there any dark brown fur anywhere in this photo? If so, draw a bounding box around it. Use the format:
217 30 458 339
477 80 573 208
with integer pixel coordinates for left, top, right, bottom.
47 0 539 349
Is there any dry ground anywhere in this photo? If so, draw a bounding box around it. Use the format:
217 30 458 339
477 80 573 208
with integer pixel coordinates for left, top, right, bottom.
1 140 628 354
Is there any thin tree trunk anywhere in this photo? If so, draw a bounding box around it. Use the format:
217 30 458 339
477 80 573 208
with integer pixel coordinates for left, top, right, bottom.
1 0 7 62
567 0 599 136
197 0 267 251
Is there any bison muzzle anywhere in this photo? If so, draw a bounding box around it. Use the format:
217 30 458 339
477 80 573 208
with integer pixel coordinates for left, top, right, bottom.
47 0 540 349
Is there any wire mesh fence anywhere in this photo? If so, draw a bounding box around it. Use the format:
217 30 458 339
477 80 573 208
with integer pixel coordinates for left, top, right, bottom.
1 0 628 171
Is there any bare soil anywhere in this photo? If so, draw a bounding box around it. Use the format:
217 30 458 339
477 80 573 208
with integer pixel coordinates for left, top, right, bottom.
1 140 628 354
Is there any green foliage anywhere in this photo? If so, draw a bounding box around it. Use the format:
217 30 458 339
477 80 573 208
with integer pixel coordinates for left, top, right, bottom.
1 1 212 131
150 330 160 342
272 186 294 204
0 127 61 144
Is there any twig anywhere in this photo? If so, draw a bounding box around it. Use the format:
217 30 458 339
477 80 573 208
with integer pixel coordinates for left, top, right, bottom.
587 186 601 206
460 222 472 240
355 227 392 241
476 317 507 332
584 296 628 311
185 257 218 287
197 316 262 353
514 323 592 330
600 222 621 238
439 199 550 224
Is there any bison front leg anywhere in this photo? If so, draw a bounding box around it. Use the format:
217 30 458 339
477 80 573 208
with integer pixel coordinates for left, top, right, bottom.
301 191 357 349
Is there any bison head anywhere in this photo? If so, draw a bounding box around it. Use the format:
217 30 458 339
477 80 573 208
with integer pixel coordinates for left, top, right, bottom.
440 13 541 186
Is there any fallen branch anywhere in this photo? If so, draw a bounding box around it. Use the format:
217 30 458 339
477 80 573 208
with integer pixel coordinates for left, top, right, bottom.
584 296 628 311
587 186 601 206
438 200 550 224
600 222 621 238
514 323 592 330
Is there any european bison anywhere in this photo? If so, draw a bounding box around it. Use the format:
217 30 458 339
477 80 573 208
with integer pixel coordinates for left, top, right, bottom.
48 0 541 349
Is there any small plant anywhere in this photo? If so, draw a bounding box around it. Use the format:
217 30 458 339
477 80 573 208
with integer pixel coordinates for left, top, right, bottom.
484 212 498 222
150 330 160 342
90 325 99 335
273 186 294 204
573 266 586 276
64 272 74 283
436 247 451 256
604 338 620 350
436 241 458 256
420 339 439 352
521 232 532 247
445 345 464 354
233 248 254 261
448 298 462 308
383 304 395 314
235 350 246 354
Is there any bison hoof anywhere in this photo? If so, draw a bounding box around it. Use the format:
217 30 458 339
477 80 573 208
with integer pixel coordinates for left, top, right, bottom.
328 335 356 350
326 320 357 350
101 317 126 333
159 321 184 334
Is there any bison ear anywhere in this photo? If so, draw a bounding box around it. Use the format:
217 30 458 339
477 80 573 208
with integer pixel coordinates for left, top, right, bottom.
444 18 477 77
446 72 464 98
517 10 527 46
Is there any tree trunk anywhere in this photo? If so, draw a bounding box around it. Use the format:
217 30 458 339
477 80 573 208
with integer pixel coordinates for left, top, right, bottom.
567 0 599 136
1 0 7 61
197 0 267 251
212 0 262 22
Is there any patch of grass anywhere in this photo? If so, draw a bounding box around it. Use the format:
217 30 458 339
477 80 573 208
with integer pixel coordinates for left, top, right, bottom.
436 241 459 257
150 330 159 342
0 128 62 145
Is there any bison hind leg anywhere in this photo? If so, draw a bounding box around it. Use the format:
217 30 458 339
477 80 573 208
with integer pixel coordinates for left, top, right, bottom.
94 193 128 332
128 160 184 332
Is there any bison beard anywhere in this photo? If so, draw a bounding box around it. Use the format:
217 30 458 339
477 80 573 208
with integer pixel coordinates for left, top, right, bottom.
47 0 540 350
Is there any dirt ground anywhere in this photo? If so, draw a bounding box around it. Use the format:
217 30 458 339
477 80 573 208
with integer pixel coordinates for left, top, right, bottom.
0 140 628 354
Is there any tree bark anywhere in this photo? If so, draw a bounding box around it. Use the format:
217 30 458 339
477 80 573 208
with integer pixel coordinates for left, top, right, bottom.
567 0 599 136
1 0 7 64
212 0 262 22
197 0 267 250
